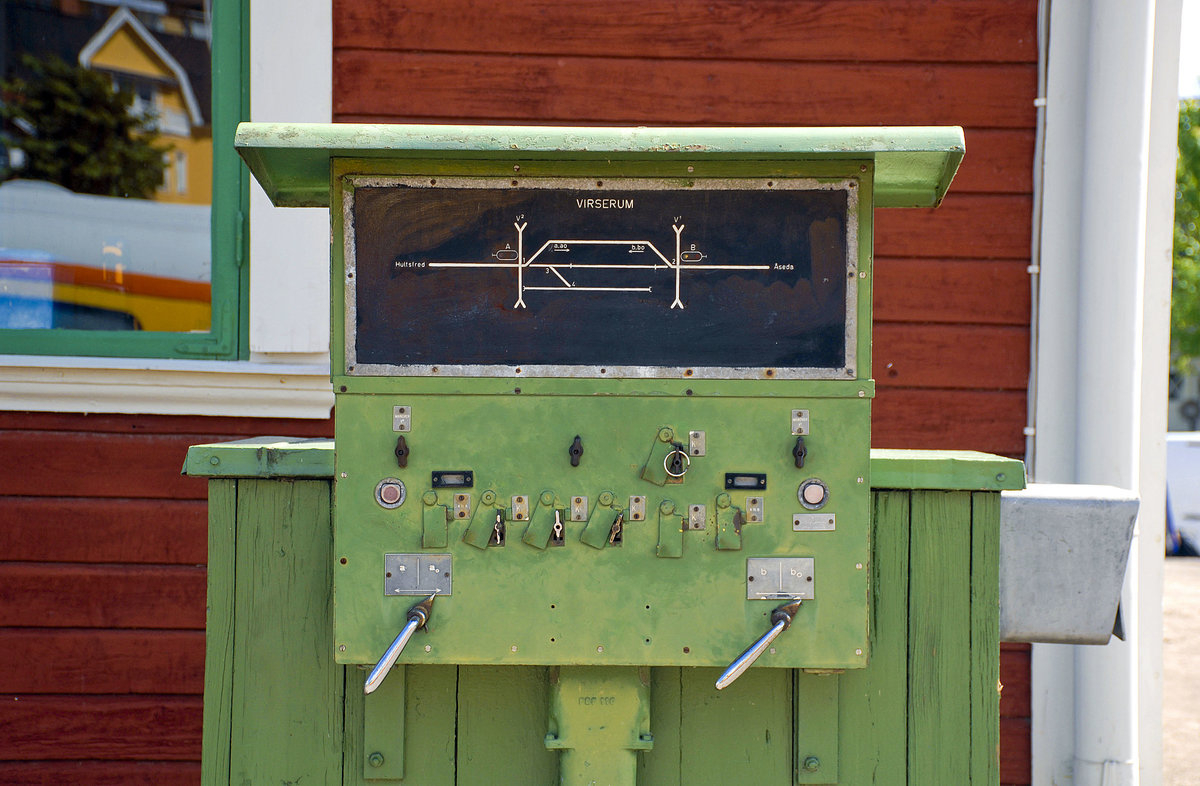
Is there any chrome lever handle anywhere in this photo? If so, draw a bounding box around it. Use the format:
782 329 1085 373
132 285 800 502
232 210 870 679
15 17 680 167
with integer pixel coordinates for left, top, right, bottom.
364 593 436 695
715 599 802 690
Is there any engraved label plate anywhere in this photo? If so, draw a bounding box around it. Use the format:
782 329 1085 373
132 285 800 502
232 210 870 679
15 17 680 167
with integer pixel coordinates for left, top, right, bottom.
383 554 452 596
629 495 646 521
746 496 764 523
791 409 810 435
511 495 529 521
570 495 589 522
452 493 472 521
688 503 707 531
793 513 836 531
393 405 412 432
746 557 815 600
688 430 706 457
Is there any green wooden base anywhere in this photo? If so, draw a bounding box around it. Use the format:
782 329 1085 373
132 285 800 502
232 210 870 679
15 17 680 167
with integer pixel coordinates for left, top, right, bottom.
194 444 1016 785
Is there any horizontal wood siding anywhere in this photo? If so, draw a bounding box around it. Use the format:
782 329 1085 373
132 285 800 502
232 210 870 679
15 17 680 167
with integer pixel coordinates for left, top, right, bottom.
333 2 1035 781
0 412 333 785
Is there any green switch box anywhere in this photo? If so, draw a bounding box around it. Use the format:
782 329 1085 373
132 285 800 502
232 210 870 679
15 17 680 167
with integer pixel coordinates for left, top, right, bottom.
329 157 876 671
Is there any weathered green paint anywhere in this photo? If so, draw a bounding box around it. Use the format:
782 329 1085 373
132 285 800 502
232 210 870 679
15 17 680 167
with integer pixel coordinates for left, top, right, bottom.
235 123 964 209
228 479 343 785
908 491 973 784
200 479 236 786
332 394 871 670
870 449 1026 491
795 671 840 784
457 666 560 784
183 436 334 478
194 453 1010 785
547 667 653 785
679 667 794 783
637 667 683 785
362 665 406 781
837 490 910 784
186 440 1017 492
971 492 1002 786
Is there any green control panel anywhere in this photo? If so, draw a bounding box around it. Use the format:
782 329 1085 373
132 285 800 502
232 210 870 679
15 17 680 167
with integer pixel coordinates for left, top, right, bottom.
330 162 875 671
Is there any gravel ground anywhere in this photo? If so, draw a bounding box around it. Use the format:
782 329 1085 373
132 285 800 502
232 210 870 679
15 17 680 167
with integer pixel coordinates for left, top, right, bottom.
1164 557 1200 785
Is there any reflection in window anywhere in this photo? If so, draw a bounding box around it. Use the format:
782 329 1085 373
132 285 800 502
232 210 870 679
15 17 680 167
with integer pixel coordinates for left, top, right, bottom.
0 0 212 332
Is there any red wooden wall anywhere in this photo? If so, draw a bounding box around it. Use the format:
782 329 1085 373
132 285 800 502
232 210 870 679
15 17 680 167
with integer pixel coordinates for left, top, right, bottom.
0 412 332 785
0 1 1035 782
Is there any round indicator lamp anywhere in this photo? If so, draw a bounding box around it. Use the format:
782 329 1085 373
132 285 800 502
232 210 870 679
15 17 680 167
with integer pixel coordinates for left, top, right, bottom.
798 478 829 510
375 478 407 509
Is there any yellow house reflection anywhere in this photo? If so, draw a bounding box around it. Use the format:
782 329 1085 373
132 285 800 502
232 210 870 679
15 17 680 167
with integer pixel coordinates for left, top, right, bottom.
78 7 211 205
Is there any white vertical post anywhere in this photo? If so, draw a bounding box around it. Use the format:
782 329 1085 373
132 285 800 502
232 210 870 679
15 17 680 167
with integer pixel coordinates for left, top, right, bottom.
1033 0 1174 783
1137 0 1181 781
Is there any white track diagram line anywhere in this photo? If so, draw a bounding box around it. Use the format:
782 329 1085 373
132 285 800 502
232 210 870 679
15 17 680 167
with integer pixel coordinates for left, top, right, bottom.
671 224 685 309
421 221 770 309
547 266 572 287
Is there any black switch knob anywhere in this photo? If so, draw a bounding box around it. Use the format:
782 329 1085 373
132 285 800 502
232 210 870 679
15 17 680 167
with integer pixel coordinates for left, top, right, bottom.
395 435 410 468
569 435 584 467
793 436 807 469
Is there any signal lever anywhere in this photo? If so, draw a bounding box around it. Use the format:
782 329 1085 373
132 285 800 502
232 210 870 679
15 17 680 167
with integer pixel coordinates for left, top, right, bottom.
364 593 436 695
715 599 802 690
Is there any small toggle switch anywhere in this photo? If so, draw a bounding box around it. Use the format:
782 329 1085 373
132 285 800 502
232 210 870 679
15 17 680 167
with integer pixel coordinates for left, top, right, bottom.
551 510 566 546
569 435 584 467
715 599 802 690
793 436 807 469
490 510 506 547
608 512 624 546
395 435 410 468
364 593 436 695
665 444 690 478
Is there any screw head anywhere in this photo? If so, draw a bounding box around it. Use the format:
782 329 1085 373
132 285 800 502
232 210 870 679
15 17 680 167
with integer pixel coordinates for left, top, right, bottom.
803 756 820 772
368 752 385 768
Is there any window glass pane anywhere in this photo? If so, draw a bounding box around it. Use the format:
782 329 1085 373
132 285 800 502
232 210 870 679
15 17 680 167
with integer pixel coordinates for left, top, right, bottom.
1 0 212 333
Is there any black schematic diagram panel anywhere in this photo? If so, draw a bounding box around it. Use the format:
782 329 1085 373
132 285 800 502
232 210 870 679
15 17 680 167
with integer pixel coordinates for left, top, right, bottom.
347 177 857 377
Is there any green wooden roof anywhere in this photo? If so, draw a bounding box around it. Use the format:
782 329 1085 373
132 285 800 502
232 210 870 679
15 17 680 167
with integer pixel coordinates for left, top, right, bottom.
235 123 964 209
184 439 1022 491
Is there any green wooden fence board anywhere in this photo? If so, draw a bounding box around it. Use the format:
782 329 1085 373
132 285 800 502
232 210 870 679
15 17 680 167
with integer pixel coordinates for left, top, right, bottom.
971 492 1001 786
678 667 792 783
870 450 1025 492
362 665 406 781
795 672 840 783
638 667 682 786
907 491 972 784
839 490 910 785
457 666 559 785
229 479 344 785
405 665 459 785
201 479 236 786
